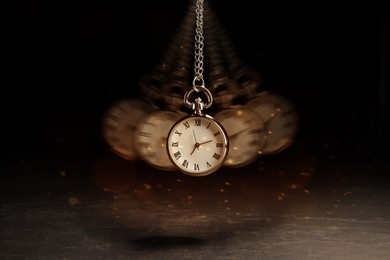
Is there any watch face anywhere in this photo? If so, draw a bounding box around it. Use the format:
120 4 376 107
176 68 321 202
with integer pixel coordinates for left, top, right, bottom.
101 99 154 160
245 91 299 155
166 115 229 176
133 110 186 171
214 105 264 168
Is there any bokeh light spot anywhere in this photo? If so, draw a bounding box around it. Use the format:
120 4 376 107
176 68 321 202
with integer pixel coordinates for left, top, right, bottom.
68 197 79 205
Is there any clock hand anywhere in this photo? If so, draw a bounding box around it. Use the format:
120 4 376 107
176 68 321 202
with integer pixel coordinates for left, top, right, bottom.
192 129 198 144
263 109 281 127
198 140 212 145
191 140 212 155
229 128 250 139
190 143 200 155
251 123 274 154
192 129 202 152
250 127 266 134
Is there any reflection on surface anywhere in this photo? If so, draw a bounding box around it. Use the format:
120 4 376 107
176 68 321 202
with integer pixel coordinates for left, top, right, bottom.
92 141 316 235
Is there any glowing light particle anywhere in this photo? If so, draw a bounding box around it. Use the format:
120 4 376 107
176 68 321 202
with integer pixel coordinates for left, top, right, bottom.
68 197 79 205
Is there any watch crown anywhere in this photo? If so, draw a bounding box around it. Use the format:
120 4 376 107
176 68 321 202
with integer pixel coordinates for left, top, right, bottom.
192 97 204 115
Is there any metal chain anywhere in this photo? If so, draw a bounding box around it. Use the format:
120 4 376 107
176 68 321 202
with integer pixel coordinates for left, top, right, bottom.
183 0 213 110
193 0 205 87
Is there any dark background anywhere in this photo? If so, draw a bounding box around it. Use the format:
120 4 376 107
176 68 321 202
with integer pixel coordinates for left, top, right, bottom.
2 1 390 258
4 0 389 169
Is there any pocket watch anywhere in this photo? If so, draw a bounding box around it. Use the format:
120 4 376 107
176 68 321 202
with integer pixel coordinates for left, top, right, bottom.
166 91 229 176
133 109 186 170
245 91 299 155
101 98 154 160
214 105 264 168
166 0 228 176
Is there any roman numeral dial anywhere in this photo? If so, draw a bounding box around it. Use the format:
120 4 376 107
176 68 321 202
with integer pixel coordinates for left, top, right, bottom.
167 115 229 176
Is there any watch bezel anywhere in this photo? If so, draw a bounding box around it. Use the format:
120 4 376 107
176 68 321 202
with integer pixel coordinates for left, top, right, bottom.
166 114 229 176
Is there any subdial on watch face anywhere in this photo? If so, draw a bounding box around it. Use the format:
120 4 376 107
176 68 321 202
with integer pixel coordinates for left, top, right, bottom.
214 105 264 168
133 110 186 171
167 115 229 177
245 91 299 155
101 98 154 160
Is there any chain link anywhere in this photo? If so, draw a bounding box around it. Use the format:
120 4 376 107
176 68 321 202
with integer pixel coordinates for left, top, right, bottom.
193 0 205 87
